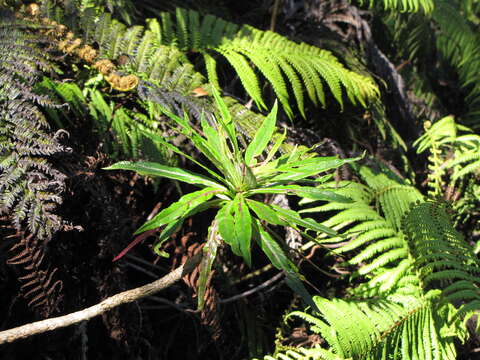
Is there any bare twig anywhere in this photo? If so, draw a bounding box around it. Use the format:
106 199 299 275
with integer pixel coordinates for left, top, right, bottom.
126 254 166 271
270 0 282 31
219 272 284 304
145 296 197 314
126 261 160 279
0 253 202 345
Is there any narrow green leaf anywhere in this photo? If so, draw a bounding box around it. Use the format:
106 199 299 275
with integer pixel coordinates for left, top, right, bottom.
105 161 225 189
271 204 338 236
216 202 240 255
244 101 278 166
241 163 258 190
271 157 359 182
139 129 228 186
200 116 240 186
212 86 232 126
201 116 224 161
152 199 224 257
246 199 286 226
256 221 318 312
256 221 291 270
248 185 353 203
153 108 228 174
204 53 220 89
224 161 244 191
264 129 286 164
285 274 318 313
153 219 184 257
234 194 253 267
294 188 352 202
135 188 221 234
211 87 239 154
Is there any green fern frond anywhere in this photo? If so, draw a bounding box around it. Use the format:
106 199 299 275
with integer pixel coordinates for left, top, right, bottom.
285 293 461 360
450 153 480 180
359 0 435 13
268 173 476 360
148 8 379 118
358 165 423 231
403 200 480 318
311 184 480 313
254 347 342 360
302 163 480 310
25 1 379 161
31 4 200 97
300 168 421 291
32 5 214 123
414 116 480 197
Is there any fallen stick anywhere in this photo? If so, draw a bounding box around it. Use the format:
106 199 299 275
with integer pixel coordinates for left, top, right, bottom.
0 253 202 344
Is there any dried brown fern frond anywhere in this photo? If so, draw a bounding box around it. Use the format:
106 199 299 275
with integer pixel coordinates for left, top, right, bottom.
170 228 224 342
7 232 63 317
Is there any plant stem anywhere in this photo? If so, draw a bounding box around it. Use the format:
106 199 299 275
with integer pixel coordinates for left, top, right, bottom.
0 252 202 344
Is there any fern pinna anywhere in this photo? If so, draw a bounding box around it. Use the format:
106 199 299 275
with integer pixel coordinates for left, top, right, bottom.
258 164 480 360
0 9 67 315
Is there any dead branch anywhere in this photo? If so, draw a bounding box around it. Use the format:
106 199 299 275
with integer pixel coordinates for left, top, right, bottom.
0 253 202 344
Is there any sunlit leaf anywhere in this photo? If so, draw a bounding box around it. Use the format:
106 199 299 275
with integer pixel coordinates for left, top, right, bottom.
248 185 353 202
234 194 253 266
244 101 278 166
216 202 240 255
256 221 318 311
135 188 222 234
246 199 286 226
105 161 226 189
271 204 338 236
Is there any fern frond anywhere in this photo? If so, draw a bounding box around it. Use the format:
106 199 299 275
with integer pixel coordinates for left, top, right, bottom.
300 167 421 292
40 78 173 162
148 8 379 118
0 9 67 315
450 153 480 180
254 346 341 360
403 200 480 319
280 172 477 360
0 10 67 241
414 116 480 198
358 0 435 13
286 294 461 360
26 3 217 125
358 165 423 231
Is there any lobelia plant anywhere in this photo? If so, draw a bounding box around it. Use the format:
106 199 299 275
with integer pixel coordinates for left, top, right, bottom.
105 91 356 309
